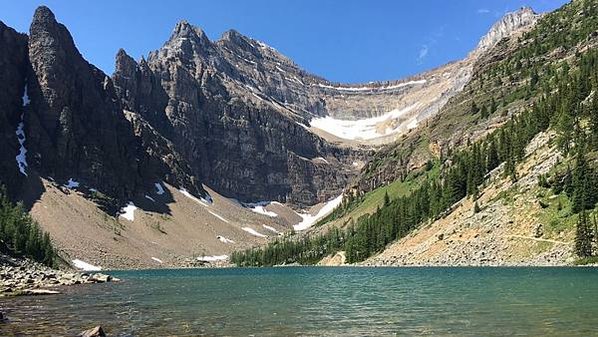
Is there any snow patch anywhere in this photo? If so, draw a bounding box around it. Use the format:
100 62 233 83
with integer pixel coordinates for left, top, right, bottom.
289 76 305 85
217 235 235 244
406 117 419 130
145 195 155 202
72 259 101 271
244 202 278 217
315 79 426 92
242 227 267 238
179 188 212 205
310 104 419 141
151 257 163 264
154 182 165 195
119 202 137 221
22 84 30 106
313 157 329 164
262 224 281 234
63 178 80 189
197 255 228 262
208 211 229 223
15 115 28 176
293 194 343 231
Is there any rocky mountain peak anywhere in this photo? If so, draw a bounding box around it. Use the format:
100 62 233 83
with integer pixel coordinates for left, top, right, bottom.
220 29 242 41
151 20 215 64
32 6 56 26
218 29 258 55
169 20 211 46
115 48 137 74
29 5 81 60
473 6 539 55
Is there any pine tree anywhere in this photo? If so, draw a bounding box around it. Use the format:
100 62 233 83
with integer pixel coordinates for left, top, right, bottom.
590 93 598 148
486 137 499 172
470 101 479 115
571 147 597 213
556 102 574 154
490 98 497 115
480 105 489 119
575 210 593 257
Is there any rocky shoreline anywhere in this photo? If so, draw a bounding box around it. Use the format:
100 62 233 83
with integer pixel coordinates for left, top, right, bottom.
0 253 118 297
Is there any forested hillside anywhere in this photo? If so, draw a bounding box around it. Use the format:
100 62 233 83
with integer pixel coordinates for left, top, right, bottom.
231 0 598 266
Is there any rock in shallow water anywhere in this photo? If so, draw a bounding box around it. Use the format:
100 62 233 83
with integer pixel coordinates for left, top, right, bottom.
79 326 106 337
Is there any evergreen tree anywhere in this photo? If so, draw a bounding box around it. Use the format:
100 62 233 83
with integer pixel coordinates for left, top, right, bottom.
470 101 480 115
486 137 500 172
480 105 489 119
571 147 597 213
575 210 593 257
590 93 598 148
0 186 55 267
556 102 574 154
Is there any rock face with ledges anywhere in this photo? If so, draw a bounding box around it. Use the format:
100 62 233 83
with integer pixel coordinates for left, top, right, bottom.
26 6 142 200
0 22 28 196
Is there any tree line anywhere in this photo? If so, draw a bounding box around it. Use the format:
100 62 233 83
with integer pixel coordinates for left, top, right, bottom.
0 187 55 267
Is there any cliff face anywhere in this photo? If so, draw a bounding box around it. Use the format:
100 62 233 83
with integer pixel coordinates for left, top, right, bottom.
0 22 29 197
25 7 142 200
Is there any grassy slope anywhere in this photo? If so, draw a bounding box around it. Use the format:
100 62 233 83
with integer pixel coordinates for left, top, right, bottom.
316 163 439 232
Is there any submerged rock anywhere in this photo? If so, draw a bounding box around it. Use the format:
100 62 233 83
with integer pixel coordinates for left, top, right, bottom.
79 326 106 337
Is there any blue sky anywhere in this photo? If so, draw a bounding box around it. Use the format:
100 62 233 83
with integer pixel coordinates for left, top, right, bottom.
1 0 567 83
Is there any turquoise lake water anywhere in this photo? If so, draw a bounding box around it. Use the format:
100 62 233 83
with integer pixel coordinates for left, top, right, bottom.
1 267 598 336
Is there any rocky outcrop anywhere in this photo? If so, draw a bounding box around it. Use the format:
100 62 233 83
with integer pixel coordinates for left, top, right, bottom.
472 7 539 55
0 253 118 296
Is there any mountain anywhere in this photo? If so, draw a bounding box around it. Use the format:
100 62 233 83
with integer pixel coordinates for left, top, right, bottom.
232 0 598 267
112 22 361 206
0 3 562 269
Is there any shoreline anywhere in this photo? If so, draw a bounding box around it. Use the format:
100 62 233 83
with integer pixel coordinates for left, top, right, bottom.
3 254 594 297
0 253 118 297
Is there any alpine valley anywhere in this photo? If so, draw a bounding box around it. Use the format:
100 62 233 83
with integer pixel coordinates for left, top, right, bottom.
1 0 597 274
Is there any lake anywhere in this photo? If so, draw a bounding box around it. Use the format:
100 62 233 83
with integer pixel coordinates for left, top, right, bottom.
1 267 598 336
